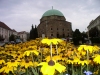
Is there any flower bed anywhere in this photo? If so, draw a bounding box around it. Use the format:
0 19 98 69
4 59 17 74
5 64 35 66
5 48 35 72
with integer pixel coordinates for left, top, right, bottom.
0 38 100 75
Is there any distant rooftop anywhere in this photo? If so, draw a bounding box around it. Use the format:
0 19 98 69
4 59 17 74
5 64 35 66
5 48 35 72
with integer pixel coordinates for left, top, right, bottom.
0 21 11 30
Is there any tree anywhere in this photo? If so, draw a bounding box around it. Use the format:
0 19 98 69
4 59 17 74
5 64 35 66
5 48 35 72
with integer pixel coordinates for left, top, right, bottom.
81 31 88 43
9 34 15 41
29 24 35 40
29 24 38 40
34 25 38 38
72 29 82 45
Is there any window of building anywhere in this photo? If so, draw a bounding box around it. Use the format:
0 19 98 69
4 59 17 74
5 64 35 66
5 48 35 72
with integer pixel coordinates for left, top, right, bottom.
63 33 65 38
63 28 64 31
57 28 58 30
51 28 53 30
67 33 69 37
51 33 53 36
57 33 59 38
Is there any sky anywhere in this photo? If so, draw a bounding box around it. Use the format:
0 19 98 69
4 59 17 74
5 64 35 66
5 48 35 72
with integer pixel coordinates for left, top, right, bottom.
0 0 100 32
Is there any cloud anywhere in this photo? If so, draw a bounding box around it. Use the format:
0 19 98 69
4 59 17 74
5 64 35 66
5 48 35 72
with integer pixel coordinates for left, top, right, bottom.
0 0 100 32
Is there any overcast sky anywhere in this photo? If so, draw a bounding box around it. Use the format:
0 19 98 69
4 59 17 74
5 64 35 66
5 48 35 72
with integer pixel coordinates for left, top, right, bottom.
0 0 100 32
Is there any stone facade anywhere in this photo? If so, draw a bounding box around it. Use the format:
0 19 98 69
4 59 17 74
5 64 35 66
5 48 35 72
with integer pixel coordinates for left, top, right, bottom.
37 15 72 38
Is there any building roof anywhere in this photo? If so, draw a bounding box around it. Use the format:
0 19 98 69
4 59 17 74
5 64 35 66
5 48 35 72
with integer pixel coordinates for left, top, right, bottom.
0 21 11 30
87 15 100 28
42 9 64 17
18 31 28 34
12 29 17 32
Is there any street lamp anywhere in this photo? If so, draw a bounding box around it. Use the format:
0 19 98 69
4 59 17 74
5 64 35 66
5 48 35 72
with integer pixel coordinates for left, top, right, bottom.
85 28 89 39
46 20 48 37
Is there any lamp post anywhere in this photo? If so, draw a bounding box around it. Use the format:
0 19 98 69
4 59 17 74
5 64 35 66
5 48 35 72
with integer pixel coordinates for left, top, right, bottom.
85 28 89 40
46 20 48 37
87 30 89 40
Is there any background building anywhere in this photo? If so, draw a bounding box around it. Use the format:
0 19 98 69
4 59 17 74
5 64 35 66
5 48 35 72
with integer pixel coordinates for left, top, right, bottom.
37 8 72 38
87 15 100 31
87 15 100 37
0 21 29 42
0 21 13 41
18 31 29 42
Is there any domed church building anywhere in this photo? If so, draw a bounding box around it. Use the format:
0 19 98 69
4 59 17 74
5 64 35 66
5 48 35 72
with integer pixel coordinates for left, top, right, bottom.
37 8 72 38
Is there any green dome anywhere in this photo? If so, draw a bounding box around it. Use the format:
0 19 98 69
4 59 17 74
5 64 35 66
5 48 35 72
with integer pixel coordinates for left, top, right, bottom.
42 9 64 17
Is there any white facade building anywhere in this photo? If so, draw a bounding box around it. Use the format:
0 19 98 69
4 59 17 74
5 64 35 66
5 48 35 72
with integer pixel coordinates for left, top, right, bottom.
12 29 18 36
87 15 100 31
0 22 13 41
0 21 29 42
18 31 29 42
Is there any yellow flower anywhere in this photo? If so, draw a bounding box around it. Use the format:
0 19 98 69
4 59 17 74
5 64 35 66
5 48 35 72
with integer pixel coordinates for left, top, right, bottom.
6 60 20 68
78 45 95 53
41 38 63 45
20 60 33 68
73 57 80 64
93 45 100 52
78 59 89 65
45 55 62 62
28 45 37 50
67 59 74 64
93 55 100 64
23 50 39 56
78 45 87 51
0 59 5 64
41 38 49 44
50 38 63 45
38 60 66 75
0 66 17 73
84 46 93 53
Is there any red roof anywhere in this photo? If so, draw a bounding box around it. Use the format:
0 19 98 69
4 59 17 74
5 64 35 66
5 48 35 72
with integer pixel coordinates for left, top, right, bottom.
0 21 11 30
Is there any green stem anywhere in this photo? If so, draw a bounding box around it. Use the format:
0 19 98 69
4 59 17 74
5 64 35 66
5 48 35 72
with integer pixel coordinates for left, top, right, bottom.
66 64 68 74
50 43 52 59
72 64 74 75
56 44 58 55
26 68 28 75
41 48 43 62
31 53 38 74
81 65 83 75
59 72 63 75
87 50 89 71
31 53 34 62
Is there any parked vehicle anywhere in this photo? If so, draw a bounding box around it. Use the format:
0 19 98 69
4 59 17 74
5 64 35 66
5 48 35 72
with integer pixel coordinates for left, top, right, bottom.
15 39 22 44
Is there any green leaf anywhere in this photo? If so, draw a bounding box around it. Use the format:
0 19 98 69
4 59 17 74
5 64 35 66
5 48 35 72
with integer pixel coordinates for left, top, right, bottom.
31 67 38 75
19 71 25 75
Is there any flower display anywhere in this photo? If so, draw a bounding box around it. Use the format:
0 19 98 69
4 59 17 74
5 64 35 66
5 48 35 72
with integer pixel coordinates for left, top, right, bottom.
0 38 100 75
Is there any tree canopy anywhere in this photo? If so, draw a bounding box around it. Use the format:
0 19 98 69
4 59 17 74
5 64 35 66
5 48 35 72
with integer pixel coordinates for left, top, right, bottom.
29 24 38 40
